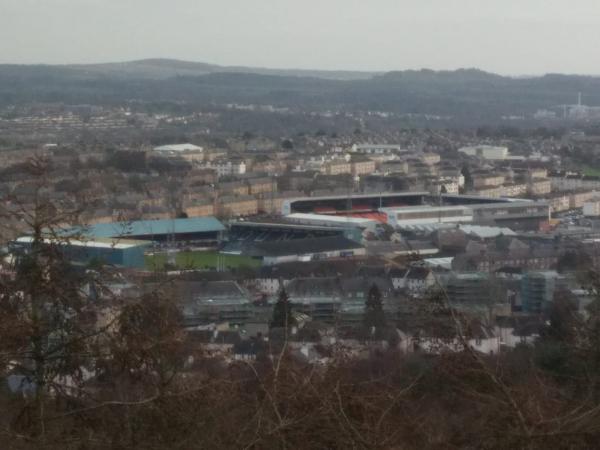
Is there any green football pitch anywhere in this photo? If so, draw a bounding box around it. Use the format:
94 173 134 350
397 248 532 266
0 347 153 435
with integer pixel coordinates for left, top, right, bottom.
583 167 600 177
145 251 260 270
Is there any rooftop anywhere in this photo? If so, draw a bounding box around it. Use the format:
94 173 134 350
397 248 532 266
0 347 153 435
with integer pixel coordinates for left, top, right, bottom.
460 225 517 239
380 205 473 214
286 213 377 226
15 236 150 250
247 236 364 257
153 143 203 152
73 217 225 239
176 280 249 304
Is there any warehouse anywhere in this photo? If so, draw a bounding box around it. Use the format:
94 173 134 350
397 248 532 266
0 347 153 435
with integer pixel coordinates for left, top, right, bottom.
175 281 252 326
227 218 357 244
13 236 150 269
152 143 204 162
282 192 548 231
73 217 225 246
282 191 430 215
380 205 474 227
242 236 366 266
284 213 379 233
281 191 517 216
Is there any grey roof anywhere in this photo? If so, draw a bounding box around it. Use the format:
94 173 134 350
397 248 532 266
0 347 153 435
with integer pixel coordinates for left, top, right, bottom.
286 277 342 298
246 236 363 257
460 225 516 239
177 281 250 305
256 260 359 279
340 276 394 295
154 143 203 152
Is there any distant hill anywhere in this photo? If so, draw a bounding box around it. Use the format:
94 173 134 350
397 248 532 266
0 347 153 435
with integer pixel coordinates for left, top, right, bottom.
1 59 600 124
65 58 379 81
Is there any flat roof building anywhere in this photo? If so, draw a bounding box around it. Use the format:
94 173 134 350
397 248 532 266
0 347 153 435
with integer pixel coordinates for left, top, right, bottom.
281 193 549 231
175 281 252 326
285 213 379 232
521 271 564 314
71 217 225 244
351 144 408 154
152 143 204 162
380 205 474 227
13 236 150 269
459 145 509 160
243 236 366 266
226 218 360 247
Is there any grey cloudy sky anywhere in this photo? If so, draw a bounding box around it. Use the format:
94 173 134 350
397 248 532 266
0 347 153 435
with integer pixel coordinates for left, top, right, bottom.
1 0 599 74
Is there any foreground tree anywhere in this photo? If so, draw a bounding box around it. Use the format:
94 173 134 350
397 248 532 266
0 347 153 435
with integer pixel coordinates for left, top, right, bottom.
0 158 184 445
270 288 296 330
0 157 101 439
364 283 386 339
108 290 185 395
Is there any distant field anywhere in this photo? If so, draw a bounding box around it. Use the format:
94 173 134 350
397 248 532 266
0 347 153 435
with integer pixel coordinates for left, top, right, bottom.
583 167 600 177
145 251 260 270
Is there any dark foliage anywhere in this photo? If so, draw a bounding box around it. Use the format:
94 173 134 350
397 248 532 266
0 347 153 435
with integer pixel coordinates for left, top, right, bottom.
363 284 386 338
270 288 296 330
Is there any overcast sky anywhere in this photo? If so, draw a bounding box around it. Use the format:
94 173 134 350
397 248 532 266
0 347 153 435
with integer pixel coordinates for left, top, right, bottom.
1 0 599 74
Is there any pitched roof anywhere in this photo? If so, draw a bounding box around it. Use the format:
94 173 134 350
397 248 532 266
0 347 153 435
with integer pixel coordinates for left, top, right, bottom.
154 143 203 152
176 281 249 305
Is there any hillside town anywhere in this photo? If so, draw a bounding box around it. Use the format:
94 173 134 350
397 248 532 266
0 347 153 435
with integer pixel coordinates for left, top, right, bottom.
7 0 600 446
4 122 600 367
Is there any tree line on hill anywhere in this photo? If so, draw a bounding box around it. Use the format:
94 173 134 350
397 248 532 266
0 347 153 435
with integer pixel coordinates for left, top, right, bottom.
3 64 600 124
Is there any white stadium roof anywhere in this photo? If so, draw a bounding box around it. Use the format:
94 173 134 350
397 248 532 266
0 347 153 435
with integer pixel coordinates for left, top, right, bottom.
153 143 203 152
16 236 148 249
397 223 516 238
285 213 378 225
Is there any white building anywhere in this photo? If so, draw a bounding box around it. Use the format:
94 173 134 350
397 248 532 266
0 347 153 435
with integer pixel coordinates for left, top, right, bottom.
255 277 283 294
583 199 600 217
351 144 407 155
153 143 204 162
392 267 437 294
380 206 473 228
533 109 558 120
432 177 461 194
458 145 509 161
397 330 501 355
550 174 600 192
285 213 379 233
210 160 247 177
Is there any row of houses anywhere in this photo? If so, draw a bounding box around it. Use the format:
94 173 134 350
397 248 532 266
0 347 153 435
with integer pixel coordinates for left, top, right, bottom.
469 179 552 198
544 189 598 213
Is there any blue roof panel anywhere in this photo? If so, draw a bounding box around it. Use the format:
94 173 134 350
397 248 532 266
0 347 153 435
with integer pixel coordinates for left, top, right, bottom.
82 217 225 238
